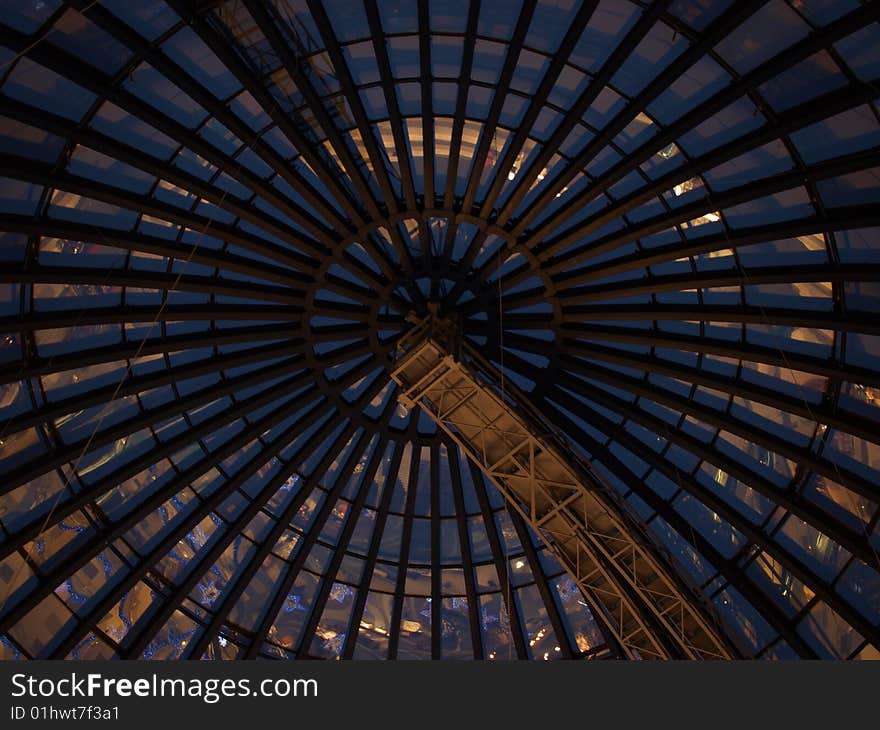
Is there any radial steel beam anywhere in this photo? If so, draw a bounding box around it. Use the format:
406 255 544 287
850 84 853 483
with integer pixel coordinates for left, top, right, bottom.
0 379 325 642
460 2 535 214
0 323 300 386
389 317 735 659
479 0 599 216
1 338 307 436
536 384 880 649
170 0 368 229
50 399 348 659
557 325 880 389
439 0 481 210
120 416 371 659
506 2 880 238
560 304 880 336
497 0 673 229
0 304 302 333
341 438 406 659
510 0 768 237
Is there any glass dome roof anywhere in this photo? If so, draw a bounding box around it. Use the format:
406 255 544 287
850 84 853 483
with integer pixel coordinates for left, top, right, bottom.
0 0 878 660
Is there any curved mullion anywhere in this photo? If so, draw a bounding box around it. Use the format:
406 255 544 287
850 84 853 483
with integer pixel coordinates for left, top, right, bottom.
210 410 386 659
480 0 599 216
460 2 536 213
539 384 879 650
0 355 308 500
118 411 369 660
180 427 378 659
533 399 818 658
0 383 325 640
185 417 388 660
514 1 879 241
341 436 405 659
465 204 880 297
512 0 768 238
303 0 405 217
168 0 368 230
45 392 341 659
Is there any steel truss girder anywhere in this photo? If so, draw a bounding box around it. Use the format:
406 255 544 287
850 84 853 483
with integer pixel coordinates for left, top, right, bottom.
535 383 880 650
532 399 819 658
389 329 735 659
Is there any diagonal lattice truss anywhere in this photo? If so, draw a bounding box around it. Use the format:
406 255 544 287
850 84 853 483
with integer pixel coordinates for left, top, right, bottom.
390 317 735 659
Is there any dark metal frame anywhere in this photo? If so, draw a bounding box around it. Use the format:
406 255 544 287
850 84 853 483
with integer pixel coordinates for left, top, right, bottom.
1 0 878 660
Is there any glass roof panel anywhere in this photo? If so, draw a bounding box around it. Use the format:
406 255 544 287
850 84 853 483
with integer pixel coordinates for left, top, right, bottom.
0 0 878 661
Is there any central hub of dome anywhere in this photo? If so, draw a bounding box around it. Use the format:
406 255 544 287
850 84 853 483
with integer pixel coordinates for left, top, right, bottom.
299 211 562 420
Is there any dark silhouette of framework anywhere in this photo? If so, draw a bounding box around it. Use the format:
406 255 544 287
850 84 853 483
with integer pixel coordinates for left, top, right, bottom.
0 0 877 660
